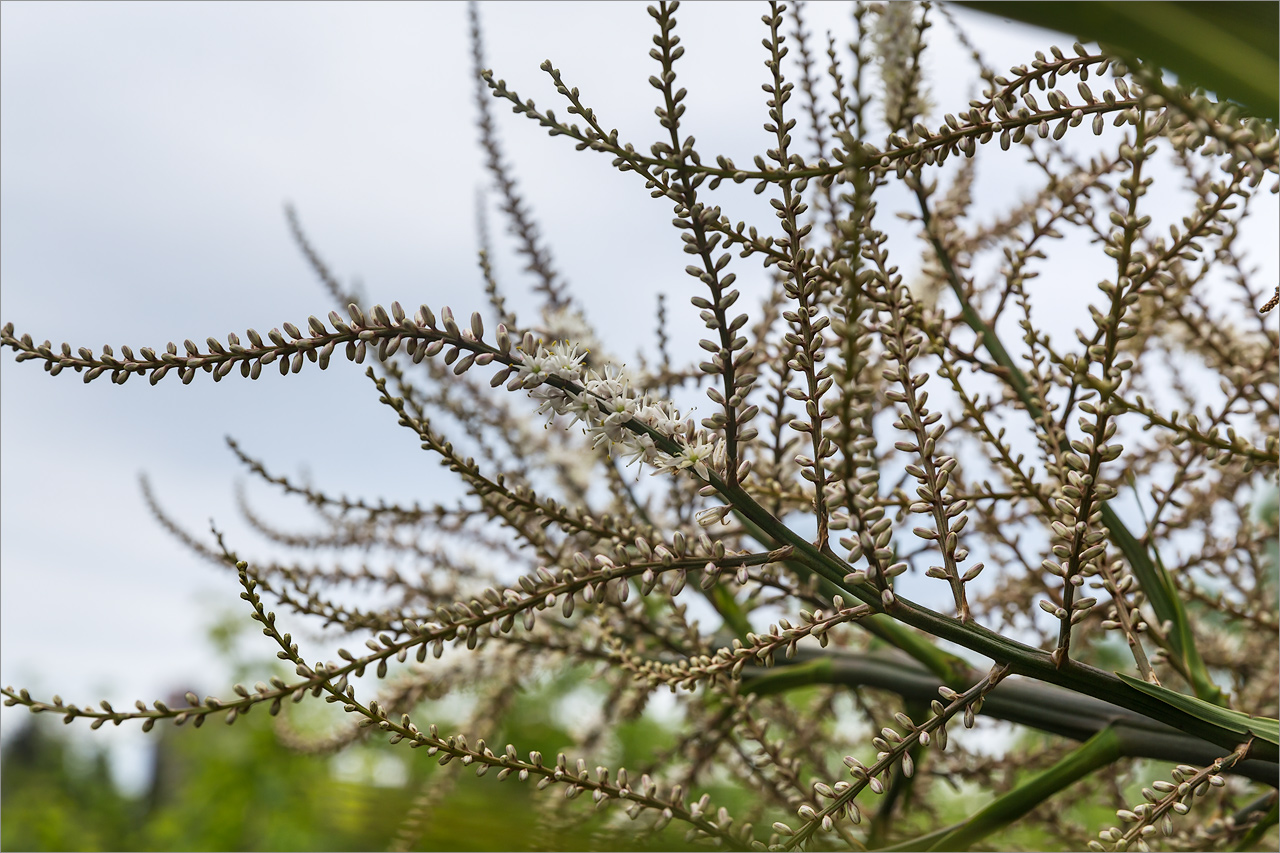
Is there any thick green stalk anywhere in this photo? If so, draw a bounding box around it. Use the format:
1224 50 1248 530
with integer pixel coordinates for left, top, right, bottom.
741 656 834 696
740 650 1279 784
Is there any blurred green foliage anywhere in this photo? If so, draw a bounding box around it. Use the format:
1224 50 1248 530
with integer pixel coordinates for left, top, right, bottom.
1 672 701 852
1 610 710 852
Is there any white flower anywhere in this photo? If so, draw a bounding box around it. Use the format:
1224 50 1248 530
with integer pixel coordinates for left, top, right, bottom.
545 340 588 379
583 364 628 401
660 434 723 480
618 432 658 467
512 338 724 482
562 390 598 427
599 389 637 438
518 351 552 388
514 339 586 389
635 402 679 434
585 422 617 452
531 384 572 418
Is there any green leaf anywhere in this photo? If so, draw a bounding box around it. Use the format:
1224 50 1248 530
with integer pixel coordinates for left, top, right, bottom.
1114 672 1279 747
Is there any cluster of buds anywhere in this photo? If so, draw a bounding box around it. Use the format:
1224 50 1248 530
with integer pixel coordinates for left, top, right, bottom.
1091 757 1238 852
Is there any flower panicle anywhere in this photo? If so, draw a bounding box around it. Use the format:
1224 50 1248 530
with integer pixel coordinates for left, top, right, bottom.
513 339 726 481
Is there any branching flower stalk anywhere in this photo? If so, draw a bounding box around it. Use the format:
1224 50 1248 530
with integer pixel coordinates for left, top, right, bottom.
3 2 1278 850
1092 743 1251 852
761 0 838 550
780 663 1010 850
229 550 754 850
647 1 756 492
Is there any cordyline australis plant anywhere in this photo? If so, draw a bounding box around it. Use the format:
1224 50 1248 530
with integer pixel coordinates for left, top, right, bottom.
3 1 1278 850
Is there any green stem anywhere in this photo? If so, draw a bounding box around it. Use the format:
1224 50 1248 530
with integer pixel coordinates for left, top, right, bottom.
741 656 834 696
740 650 1279 784
860 614 973 684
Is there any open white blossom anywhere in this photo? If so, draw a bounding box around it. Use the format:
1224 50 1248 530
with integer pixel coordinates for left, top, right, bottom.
512 339 725 481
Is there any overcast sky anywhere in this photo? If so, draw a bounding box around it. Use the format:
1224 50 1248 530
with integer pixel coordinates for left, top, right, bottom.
2 1 1274 789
